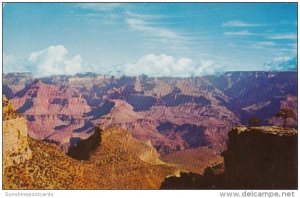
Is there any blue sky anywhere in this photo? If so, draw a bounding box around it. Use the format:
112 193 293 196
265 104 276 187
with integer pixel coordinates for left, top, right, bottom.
3 3 297 77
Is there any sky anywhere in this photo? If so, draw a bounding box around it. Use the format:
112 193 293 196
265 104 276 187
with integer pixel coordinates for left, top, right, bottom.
3 3 298 77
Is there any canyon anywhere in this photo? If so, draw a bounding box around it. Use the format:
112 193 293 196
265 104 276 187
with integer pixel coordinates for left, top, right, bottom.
2 71 298 183
3 98 297 189
3 98 177 189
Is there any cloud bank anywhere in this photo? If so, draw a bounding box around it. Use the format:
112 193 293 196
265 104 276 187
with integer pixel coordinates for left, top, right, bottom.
5 47 296 78
27 45 89 76
3 53 30 73
122 54 221 77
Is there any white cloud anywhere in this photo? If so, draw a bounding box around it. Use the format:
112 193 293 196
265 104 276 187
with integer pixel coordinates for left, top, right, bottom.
267 33 297 40
224 30 256 36
122 54 221 77
125 11 183 41
125 12 196 55
126 18 181 40
3 53 29 73
27 45 89 76
76 3 121 11
125 11 164 20
222 20 261 27
263 56 297 71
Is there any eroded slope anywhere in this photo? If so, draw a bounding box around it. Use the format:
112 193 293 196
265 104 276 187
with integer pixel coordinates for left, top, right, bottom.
3 127 177 189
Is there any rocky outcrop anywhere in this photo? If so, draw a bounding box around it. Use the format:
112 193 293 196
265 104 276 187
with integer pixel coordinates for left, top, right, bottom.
67 127 102 160
138 140 164 165
3 127 176 189
3 95 32 169
222 126 297 189
160 126 298 189
97 127 165 165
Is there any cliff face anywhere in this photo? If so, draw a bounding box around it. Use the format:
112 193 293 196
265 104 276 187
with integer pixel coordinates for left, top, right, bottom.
223 126 297 189
161 126 298 189
204 72 297 125
3 96 32 169
9 80 93 153
3 73 33 99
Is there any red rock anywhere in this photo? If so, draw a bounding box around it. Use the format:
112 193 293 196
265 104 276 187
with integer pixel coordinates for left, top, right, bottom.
10 80 92 152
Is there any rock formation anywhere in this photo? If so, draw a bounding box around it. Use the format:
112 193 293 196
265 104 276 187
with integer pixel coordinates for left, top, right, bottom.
3 72 33 99
204 71 297 125
160 126 298 189
3 127 177 189
9 80 93 153
67 126 102 160
97 127 165 165
3 95 32 169
223 126 298 189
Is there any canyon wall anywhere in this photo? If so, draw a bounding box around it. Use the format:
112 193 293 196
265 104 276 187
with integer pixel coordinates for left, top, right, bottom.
223 126 297 189
3 71 297 174
161 126 298 189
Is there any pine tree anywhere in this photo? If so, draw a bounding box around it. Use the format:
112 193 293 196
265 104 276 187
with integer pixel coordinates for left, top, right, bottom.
249 116 260 127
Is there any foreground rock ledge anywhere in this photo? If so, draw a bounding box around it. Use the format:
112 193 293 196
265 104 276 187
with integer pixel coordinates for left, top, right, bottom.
161 126 298 189
224 126 297 189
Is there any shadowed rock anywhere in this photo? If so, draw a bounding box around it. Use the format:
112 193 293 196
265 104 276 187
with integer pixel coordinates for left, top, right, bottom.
67 127 102 160
125 94 156 111
160 126 297 189
3 85 14 99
